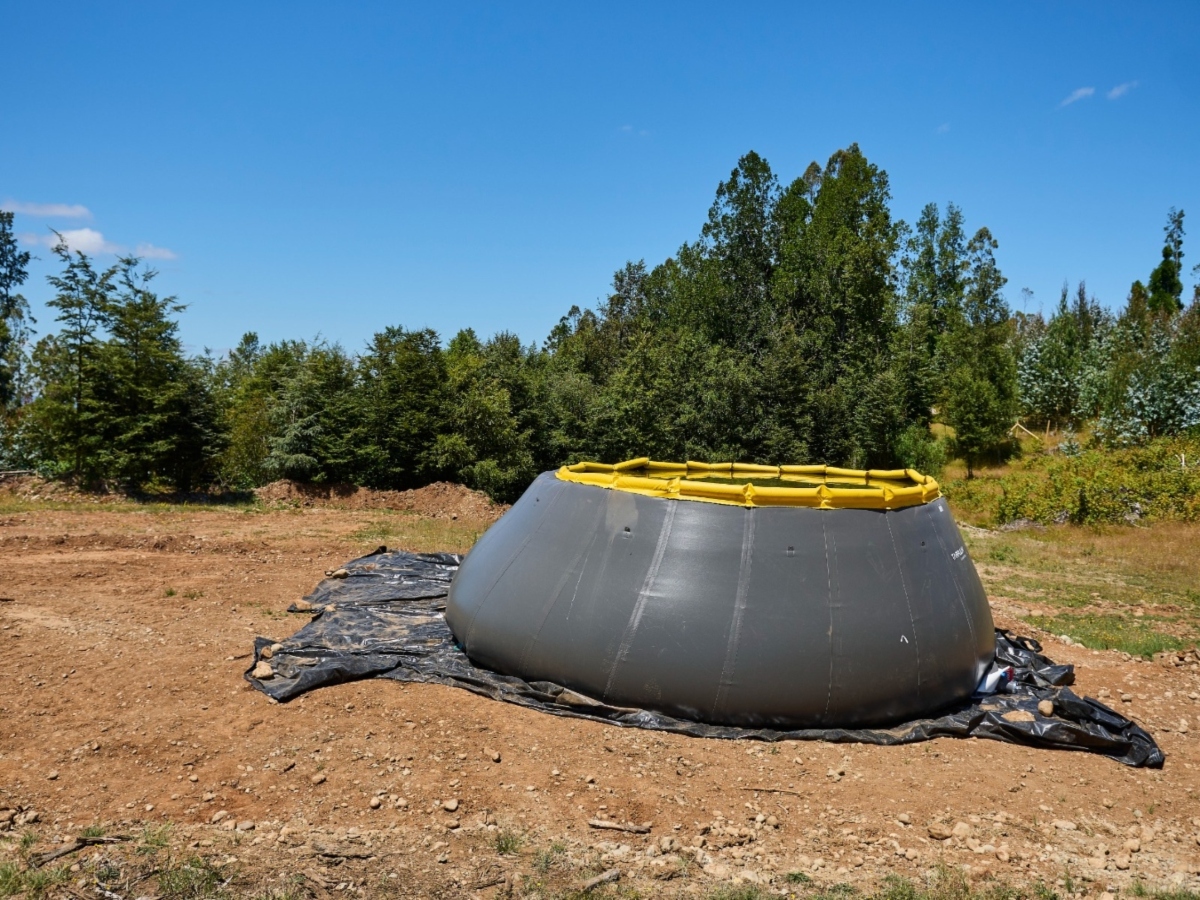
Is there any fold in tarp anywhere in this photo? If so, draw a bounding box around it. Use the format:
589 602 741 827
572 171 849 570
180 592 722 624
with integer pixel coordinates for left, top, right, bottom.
246 549 1164 768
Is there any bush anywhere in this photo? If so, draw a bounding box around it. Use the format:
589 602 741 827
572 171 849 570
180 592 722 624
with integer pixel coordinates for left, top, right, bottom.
949 436 1200 525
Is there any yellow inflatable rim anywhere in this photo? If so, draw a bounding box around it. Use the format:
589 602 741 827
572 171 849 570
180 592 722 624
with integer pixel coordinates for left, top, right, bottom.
555 458 940 510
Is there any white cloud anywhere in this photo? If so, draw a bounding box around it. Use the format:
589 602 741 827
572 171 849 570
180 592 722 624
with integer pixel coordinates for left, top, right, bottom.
135 242 178 261
17 224 176 259
57 228 122 254
1108 81 1138 99
936 122 951 134
1 200 91 219
33 228 124 255
1059 86 1095 107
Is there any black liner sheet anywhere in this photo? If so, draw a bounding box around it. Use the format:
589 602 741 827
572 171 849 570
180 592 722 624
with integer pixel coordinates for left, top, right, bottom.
247 549 1164 768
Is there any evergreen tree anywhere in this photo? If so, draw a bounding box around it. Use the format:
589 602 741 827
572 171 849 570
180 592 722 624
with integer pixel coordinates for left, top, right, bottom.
96 259 220 490
1147 208 1185 315
431 329 538 502
210 332 273 488
941 228 1017 476
27 242 118 481
0 211 34 411
1016 282 1108 428
896 202 967 427
348 326 447 488
261 342 355 482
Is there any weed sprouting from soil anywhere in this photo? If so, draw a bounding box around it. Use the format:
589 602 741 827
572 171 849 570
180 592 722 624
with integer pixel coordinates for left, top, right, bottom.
156 856 228 900
494 827 524 855
138 823 172 855
705 885 773 900
0 863 22 898
533 841 567 873
0 862 70 900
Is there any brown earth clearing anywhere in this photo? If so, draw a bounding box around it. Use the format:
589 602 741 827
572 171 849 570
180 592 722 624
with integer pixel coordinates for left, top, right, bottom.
1 487 1199 900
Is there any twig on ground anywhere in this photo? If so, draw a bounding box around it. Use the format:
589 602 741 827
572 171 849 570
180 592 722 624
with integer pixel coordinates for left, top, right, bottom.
30 835 128 868
582 868 620 891
741 786 805 797
587 819 650 834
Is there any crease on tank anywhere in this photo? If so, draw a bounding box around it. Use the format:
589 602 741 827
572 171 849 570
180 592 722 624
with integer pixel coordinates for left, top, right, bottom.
711 508 756 719
562 541 595 624
577 505 629 664
516 504 603 675
462 479 565 648
928 502 981 658
886 512 923 698
822 514 836 722
602 500 677 700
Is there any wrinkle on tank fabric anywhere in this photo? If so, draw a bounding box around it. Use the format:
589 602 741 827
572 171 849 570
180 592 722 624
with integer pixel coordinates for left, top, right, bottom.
247 546 1164 768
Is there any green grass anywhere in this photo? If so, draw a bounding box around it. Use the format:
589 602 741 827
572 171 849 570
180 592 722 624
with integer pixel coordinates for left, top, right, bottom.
0 863 22 898
1131 883 1200 900
349 512 486 554
533 841 567 873
987 543 1020 564
0 862 70 899
157 856 228 900
705 886 772 900
138 823 172 855
1028 613 1186 657
960 519 1200 654
494 827 524 856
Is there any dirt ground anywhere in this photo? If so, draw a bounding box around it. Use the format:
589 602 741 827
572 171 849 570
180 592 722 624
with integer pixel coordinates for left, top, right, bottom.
1 500 1199 899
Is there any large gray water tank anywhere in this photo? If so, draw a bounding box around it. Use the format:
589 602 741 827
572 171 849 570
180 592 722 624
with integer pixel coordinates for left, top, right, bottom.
446 467 994 728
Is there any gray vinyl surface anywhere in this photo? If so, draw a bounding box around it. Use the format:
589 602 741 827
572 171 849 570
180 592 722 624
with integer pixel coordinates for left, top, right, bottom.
446 472 995 728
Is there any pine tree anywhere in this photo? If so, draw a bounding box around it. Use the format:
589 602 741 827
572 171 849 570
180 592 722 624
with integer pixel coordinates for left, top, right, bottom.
941 228 1017 476
1147 208 1185 315
28 241 118 481
97 258 219 490
0 211 35 410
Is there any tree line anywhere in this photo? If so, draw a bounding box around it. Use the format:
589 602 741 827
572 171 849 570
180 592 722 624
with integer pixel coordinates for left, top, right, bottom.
0 145 1196 500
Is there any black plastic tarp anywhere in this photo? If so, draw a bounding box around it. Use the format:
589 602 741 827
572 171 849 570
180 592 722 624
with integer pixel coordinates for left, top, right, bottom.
247 548 1164 768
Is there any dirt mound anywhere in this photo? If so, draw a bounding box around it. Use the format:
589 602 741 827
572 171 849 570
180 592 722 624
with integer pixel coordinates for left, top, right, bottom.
253 479 508 522
0 473 116 504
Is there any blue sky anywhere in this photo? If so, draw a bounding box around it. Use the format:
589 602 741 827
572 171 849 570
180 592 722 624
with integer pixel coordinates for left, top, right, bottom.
3 2 1197 355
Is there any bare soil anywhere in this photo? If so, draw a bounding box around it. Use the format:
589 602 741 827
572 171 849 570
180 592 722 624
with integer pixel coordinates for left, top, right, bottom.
252 481 507 524
1 501 1199 899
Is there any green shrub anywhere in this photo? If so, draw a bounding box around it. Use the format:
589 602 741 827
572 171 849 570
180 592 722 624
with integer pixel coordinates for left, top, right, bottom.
948 436 1200 525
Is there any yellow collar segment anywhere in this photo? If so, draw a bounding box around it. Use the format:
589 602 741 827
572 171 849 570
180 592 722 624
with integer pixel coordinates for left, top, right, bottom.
555 458 940 510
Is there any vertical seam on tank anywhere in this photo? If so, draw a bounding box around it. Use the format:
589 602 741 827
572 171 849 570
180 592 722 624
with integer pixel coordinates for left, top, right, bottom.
517 528 598 674
602 500 677 700
711 507 755 719
886 513 922 698
929 504 979 653
821 515 835 721
463 482 564 648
